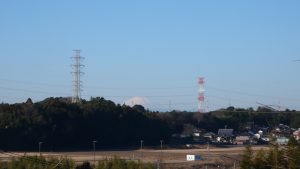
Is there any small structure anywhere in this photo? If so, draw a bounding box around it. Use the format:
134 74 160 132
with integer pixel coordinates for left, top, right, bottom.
186 154 202 161
276 137 289 145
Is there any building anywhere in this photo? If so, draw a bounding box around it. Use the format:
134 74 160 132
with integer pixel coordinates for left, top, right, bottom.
216 129 234 144
218 129 234 137
235 134 250 145
276 137 289 145
293 129 300 140
203 132 216 141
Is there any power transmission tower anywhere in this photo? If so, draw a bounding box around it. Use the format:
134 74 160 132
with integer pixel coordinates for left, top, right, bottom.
71 50 84 103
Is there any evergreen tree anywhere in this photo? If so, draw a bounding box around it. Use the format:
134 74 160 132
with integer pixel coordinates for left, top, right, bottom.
286 137 300 169
266 144 286 169
240 146 254 169
252 149 269 169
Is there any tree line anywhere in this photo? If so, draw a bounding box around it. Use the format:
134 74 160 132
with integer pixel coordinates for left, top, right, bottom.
0 97 300 150
160 107 300 134
240 137 300 169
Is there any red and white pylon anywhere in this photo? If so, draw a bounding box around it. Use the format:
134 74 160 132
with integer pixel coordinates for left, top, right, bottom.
198 77 205 113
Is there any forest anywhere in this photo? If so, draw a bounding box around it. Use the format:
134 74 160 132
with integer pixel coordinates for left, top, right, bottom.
0 97 169 150
0 97 300 150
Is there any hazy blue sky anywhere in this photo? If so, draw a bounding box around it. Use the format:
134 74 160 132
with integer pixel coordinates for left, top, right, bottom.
1 1 300 111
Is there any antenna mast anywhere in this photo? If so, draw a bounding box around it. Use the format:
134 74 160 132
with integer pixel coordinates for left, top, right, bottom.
71 50 84 103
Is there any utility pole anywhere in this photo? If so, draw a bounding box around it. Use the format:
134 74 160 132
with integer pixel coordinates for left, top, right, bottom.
233 160 236 169
93 140 97 168
38 142 43 156
156 140 164 169
140 140 143 150
160 140 163 160
275 147 278 169
207 141 210 152
140 140 144 159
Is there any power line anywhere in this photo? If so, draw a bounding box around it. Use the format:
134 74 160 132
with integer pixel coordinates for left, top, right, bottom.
1 84 300 108
99 94 195 98
1 77 300 110
1 77 299 101
0 85 299 107
206 86 300 102
0 78 69 88
2 77 299 102
0 86 70 96
0 78 195 90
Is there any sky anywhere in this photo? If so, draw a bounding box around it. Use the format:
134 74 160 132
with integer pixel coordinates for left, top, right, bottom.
1 0 300 111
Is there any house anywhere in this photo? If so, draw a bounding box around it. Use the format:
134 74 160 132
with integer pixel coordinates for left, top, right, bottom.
218 129 234 137
235 133 251 145
273 124 292 137
235 136 250 145
203 132 216 141
216 129 234 144
293 129 300 140
245 122 254 130
191 128 208 142
192 129 202 137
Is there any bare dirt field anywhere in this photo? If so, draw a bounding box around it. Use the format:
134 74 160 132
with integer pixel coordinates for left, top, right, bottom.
0 146 269 169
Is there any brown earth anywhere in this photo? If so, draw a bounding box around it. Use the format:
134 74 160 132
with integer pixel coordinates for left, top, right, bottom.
0 146 269 169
